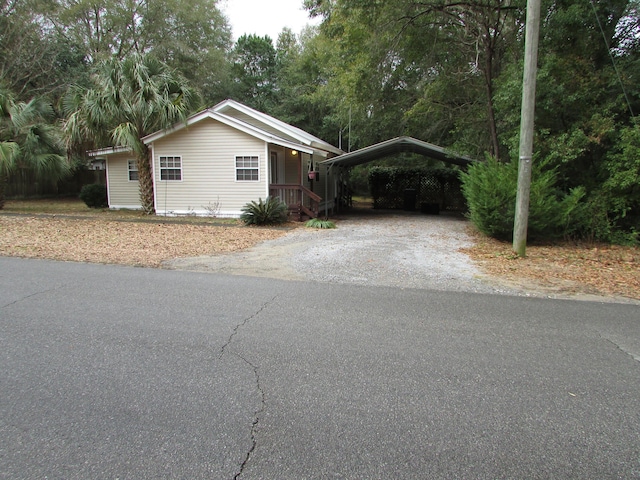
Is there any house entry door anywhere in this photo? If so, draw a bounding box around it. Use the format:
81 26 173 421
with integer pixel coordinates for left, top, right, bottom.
270 152 284 184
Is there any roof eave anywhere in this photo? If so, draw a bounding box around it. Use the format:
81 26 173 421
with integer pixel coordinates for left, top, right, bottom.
88 146 131 157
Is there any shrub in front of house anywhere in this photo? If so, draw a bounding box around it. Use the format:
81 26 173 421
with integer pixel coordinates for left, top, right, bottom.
241 197 288 225
79 183 108 208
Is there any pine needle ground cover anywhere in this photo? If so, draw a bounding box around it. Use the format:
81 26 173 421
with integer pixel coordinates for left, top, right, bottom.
462 228 640 300
0 200 288 267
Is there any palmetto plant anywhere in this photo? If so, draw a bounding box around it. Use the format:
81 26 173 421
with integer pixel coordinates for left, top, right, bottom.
241 197 288 225
305 218 336 229
64 53 199 214
0 87 69 209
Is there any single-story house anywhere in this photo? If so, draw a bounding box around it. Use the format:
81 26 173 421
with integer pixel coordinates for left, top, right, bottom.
89 99 345 219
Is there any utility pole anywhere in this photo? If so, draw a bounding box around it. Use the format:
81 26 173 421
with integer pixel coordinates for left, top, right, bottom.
513 0 542 257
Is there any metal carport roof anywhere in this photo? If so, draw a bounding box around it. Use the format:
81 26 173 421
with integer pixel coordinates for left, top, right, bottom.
320 136 475 168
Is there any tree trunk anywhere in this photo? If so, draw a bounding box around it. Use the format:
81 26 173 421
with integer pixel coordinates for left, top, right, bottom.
137 145 155 214
483 44 501 161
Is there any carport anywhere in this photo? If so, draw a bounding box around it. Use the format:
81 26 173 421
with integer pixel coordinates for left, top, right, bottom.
319 136 476 217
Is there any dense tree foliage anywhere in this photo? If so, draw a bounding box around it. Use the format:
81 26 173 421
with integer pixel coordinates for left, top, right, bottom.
302 0 639 242
0 86 69 208
231 34 278 111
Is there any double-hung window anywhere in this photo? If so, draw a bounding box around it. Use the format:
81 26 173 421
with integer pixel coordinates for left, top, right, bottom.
160 156 182 181
127 160 138 181
236 156 259 181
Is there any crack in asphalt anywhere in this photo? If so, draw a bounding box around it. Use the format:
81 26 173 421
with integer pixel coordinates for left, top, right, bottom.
219 295 277 360
0 285 66 310
218 295 277 479
232 351 265 480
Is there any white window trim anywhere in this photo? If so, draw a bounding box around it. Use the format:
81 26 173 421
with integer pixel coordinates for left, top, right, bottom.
127 159 138 182
235 155 260 182
159 155 183 182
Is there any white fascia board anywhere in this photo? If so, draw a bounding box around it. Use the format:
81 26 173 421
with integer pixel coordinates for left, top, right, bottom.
88 146 131 157
310 141 342 156
270 138 314 155
213 99 342 154
216 113 314 154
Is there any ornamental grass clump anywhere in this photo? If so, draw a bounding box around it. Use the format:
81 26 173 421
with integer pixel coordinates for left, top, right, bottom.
241 197 288 225
305 218 336 229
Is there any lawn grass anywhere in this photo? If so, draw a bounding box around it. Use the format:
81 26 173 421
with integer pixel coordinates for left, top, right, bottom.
5 198 94 214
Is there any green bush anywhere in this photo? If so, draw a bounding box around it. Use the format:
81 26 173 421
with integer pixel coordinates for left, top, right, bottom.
241 197 288 225
305 218 336 229
79 183 108 208
460 157 585 241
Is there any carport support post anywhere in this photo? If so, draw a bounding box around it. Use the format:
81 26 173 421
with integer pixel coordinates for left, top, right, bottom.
324 164 330 219
513 0 541 257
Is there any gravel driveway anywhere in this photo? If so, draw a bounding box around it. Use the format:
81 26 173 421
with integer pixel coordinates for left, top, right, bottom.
165 211 513 295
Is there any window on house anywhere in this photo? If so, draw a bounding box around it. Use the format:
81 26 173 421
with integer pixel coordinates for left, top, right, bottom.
236 156 259 181
160 156 182 181
127 160 138 181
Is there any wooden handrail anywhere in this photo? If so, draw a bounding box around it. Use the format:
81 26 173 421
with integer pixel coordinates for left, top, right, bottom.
299 184 322 203
269 184 321 220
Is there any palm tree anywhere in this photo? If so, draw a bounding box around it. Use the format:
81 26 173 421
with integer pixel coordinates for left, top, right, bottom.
0 86 70 209
64 53 199 214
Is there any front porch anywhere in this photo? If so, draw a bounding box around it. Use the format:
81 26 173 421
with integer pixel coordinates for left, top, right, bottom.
268 145 325 220
269 184 321 220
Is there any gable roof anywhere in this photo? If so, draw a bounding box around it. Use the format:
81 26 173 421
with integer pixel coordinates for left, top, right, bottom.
212 99 342 156
320 136 476 168
139 99 342 158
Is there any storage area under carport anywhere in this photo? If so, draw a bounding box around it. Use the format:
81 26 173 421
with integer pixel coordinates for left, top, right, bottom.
319 136 476 218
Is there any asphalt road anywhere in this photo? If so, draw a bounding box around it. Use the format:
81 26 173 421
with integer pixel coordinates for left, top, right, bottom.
1 257 639 479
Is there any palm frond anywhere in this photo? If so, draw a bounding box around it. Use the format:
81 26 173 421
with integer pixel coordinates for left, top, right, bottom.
0 141 19 175
112 122 144 155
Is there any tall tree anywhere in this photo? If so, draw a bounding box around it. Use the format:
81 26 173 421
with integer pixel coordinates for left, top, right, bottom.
0 0 86 99
47 0 232 102
64 53 199 213
49 0 231 62
0 85 70 208
302 0 521 156
231 34 278 112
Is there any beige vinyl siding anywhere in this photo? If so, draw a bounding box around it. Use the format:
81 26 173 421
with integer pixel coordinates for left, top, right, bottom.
151 118 267 216
106 153 141 209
